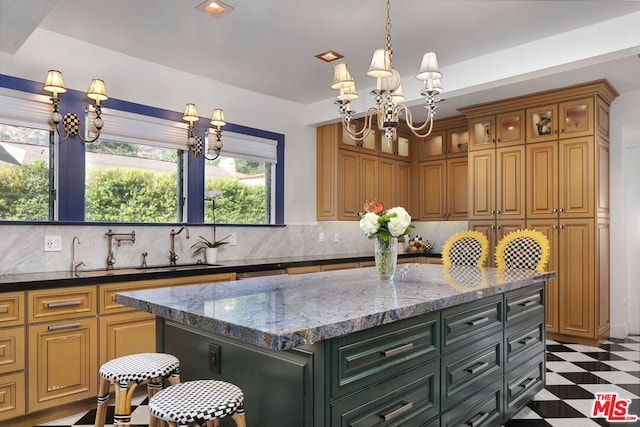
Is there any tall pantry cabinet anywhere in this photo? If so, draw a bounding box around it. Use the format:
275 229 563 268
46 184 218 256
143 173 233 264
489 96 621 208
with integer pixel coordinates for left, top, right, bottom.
461 80 617 345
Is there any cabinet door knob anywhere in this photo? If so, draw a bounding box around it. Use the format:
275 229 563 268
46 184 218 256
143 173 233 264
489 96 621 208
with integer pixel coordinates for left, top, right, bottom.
559 225 565 229
553 225 558 229
552 208 558 213
496 138 501 142
560 129 565 134
496 210 502 214
559 208 564 213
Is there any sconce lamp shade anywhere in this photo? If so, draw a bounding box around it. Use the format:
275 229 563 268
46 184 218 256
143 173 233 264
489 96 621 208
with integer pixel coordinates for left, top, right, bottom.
416 51 442 81
87 79 108 105
331 63 355 90
43 70 67 96
366 48 393 78
210 109 226 128
337 85 359 102
183 103 200 123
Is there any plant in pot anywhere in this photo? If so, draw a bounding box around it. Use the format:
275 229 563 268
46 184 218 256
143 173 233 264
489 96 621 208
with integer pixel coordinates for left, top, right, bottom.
192 189 230 264
191 235 231 265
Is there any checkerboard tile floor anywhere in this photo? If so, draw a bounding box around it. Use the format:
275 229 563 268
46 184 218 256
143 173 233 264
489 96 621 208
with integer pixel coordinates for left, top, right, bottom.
37 336 639 426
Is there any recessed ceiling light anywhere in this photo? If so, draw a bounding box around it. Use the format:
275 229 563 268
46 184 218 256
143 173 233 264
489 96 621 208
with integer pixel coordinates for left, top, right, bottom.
196 0 234 18
315 50 344 63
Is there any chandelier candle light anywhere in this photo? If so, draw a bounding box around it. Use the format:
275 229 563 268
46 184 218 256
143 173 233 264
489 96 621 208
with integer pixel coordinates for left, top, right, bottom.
359 200 414 281
331 0 444 142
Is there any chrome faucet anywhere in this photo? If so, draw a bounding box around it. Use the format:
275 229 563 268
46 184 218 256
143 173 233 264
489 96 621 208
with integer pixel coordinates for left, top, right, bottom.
169 226 189 266
71 236 85 275
104 229 136 269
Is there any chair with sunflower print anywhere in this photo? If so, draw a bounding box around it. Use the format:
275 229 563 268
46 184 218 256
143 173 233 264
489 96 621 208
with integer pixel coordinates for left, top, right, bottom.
441 230 490 267
494 229 551 272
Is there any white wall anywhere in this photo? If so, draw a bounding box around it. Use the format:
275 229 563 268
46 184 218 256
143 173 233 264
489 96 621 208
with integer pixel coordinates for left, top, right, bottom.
610 89 640 336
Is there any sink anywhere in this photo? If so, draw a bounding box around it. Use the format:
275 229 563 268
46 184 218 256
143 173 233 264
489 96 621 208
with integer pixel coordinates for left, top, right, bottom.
77 263 221 277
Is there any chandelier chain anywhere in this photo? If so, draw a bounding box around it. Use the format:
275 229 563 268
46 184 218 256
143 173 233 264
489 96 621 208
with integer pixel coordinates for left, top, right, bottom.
385 0 393 63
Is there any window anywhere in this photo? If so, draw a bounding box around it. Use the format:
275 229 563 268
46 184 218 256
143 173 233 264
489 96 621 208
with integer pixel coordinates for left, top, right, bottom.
203 131 278 224
0 123 53 221
204 156 272 224
85 138 183 222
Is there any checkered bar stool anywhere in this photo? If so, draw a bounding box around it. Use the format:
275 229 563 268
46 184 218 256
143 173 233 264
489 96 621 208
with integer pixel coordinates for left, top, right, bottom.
442 230 490 267
95 352 181 427
494 228 551 272
149 379 246 427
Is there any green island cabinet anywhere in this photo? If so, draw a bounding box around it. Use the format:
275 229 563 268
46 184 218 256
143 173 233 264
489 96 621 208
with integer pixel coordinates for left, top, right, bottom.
156 282 546 426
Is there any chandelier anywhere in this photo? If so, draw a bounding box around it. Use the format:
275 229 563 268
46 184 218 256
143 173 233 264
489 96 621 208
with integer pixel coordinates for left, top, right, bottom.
331 0 444 141
182 103 226 161
43 70 108 143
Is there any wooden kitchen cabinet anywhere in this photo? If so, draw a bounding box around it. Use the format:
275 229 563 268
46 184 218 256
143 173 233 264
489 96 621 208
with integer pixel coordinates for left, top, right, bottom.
379 157 411 210
27 286 98 412
0 372 25 421
469 145 525 221
339 150 379 220
379 129 411 160
0 291 25 422
418 157 468 221
527 98 595 143
339 119 378 154
468 110 524 151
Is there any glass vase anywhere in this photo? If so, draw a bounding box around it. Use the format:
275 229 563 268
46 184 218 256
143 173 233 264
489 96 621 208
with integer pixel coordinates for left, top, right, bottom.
374 236 398 281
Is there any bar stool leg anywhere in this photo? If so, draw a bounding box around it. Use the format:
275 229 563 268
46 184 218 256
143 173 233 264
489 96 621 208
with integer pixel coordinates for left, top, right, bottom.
95 376 110 427
231 412 247 427
168 367 181 385
147 377 163 427
113 380 138 426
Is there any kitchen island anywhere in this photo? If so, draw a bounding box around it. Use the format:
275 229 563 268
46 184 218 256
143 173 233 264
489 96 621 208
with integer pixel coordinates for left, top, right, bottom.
117 264 554 427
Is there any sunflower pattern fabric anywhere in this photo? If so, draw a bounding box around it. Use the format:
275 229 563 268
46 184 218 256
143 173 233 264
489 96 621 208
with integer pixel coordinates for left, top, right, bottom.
442 230 490 267
494 229 551 272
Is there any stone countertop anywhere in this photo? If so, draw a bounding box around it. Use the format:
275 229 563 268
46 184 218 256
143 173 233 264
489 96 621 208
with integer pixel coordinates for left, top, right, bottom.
116 264 555 351
0 252 440 292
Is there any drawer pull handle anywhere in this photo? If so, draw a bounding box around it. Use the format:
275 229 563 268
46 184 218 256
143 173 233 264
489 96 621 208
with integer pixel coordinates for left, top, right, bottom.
380 401 413 421
381 343 414 358
466 316 489 326
467 361 489 374
0 304 9 313
47 322 81 331
46 299 83 308
520 377 537 389
520 299 538 307
519 336 536 346
466 411 489 427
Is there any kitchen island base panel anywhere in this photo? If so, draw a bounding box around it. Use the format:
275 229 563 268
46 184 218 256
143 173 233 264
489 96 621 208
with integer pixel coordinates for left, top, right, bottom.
164 321 317 427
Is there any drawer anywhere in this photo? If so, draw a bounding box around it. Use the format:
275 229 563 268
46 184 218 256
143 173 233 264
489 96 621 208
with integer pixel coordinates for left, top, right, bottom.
505 284 544 326
442 294 502 352
330 359 440 427
0 372 26 421
331 312 439 399
505 321 545 372
505 357 544 420
442 378 503 427
0 327 25 374
28 286 97 323
0 291 25 327
441 333 502 411
100 274 236 314
286 265 321 275
322 262 360 271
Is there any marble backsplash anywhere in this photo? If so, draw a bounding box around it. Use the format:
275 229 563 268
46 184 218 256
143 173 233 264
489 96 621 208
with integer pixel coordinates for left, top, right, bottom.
0 221 467 275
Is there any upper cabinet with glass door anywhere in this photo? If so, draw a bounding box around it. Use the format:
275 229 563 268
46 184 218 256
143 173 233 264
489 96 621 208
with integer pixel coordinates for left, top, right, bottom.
468 110 525 151
379 130 410 160
339 119 378 154
527 98 594 143
418 116 469 160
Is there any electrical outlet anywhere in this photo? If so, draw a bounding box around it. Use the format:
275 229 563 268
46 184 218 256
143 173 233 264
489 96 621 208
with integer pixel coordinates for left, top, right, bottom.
44 235 62 252
228 233 237 246
333 233 340 243
209 343 221 374
319 232 325 243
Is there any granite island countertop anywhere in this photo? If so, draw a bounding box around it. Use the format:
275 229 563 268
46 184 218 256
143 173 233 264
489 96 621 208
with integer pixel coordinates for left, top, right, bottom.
116 264 555 351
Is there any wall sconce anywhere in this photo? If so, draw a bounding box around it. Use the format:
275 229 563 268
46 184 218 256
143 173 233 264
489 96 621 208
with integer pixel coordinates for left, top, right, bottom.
43 70 108 143
183 103 226 160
